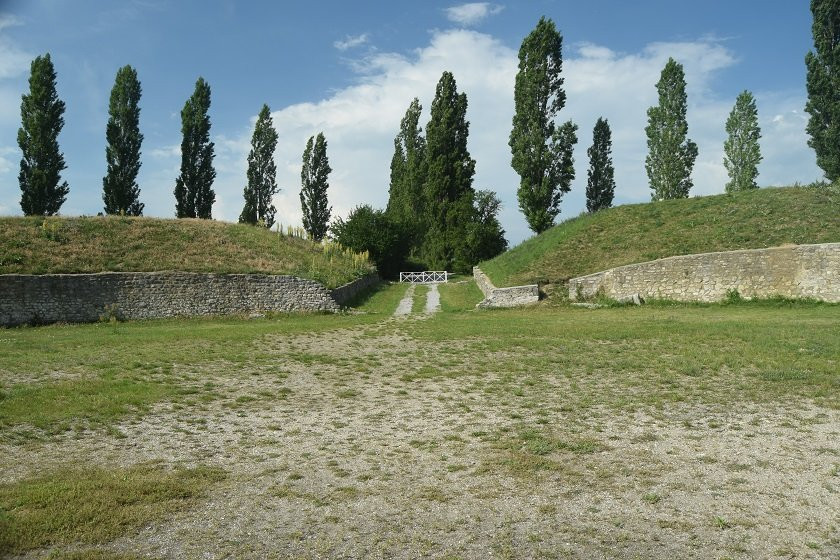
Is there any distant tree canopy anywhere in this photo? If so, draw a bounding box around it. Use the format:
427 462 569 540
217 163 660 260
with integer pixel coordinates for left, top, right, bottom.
645 58 697 200
510 17 578 234
18 53 69 216
805 0 840 182
300 132 332 242
586 117 616 212
103 65 144 216
174 77 216 218
724 91 762 192
331 205 411 279
240 104 279 227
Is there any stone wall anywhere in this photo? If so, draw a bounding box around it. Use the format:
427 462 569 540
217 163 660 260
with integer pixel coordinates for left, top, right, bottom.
568 243 840 303
0 271 380 327
473 267 539 308
330 273 381 306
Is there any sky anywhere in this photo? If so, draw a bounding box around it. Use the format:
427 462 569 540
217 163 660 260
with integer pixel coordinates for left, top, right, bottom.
0 0 824 245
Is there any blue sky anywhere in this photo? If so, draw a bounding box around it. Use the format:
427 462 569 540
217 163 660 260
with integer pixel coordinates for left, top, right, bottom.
0 1 822 245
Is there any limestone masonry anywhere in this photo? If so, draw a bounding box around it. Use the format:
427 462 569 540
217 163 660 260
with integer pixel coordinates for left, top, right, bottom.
568 243 840 303
473 267 539 308
0 272 379 327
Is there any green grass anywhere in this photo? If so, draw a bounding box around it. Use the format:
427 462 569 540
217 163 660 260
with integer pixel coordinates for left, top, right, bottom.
412 284 430 313
480 185 840 287
354 281 408 314
0 215 373 288
0 463 225 555
0 313 380 436
437 278 484 312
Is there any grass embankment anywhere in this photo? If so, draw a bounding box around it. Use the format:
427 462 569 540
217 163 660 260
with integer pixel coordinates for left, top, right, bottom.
480 185 840 287
0 215 373 288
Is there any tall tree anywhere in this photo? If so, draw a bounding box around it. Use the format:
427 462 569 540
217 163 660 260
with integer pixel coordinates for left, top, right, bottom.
102 65 144 216
174 77 215 218
805 0 840 182
386 98 427 242
645 58 698 200
468 189 508 263
300 132 332 241
423 71 476 272
509 17 578 234
240 104 279 227
724 91 762 192
586 117 616 212
18 53 69 216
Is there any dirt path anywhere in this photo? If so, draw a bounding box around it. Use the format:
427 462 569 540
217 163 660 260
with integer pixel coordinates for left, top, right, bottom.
424 283 441 314
393 284 415 316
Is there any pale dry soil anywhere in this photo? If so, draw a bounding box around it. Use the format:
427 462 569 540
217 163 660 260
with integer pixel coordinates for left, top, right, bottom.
4 316 840 559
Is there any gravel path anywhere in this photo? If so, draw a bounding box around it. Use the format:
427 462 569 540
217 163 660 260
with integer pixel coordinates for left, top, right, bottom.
393 284 415 316
424 283 441 314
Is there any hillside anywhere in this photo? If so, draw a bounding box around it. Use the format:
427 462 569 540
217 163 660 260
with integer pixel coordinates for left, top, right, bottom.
481 186 840 287
0 216 373 289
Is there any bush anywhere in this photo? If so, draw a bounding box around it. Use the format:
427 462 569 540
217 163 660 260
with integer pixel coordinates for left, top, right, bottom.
330 205 411 279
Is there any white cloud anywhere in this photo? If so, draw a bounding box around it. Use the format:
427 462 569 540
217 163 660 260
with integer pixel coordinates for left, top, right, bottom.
0 146 16 174
334 33 369 51
0 14 22 32
196 31 821 245
445 3 503 26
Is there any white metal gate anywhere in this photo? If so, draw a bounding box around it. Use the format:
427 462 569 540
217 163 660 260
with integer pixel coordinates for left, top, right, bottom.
399 271 449 284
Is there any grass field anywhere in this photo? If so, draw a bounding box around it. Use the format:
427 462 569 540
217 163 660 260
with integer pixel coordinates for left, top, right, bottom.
480 185 840 287
1 283 838 559
0 216 373 288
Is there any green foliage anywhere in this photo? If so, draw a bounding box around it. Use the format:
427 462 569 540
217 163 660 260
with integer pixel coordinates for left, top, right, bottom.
300 132 332 242
331 205 410 278
805 0 840 181
422 71 477 273
724 91 762 192
17 53 69 216
102 65 144 216
645 58 698 200
174 77 216 219
586 117 616 212
468 190 508 263
240 104 279 227
387 98 427 249
479 186 840 287
510 17 578 233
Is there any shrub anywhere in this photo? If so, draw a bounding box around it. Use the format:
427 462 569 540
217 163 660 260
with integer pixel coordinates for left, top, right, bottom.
330 205 411 279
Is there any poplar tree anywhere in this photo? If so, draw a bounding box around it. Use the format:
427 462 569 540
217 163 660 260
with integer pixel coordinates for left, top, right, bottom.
805 0 840 182
103 65 144 215
510 17 578 234
724 91 762 192
240 104 279 227
174 77 215 218
422 71 476 272
386 98 426 242
586 117 616 212
300 132 332 241
645 58 698 200
18 53 69 216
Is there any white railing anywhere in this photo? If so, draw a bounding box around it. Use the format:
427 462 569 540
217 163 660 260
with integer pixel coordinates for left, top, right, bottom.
399 271 449 284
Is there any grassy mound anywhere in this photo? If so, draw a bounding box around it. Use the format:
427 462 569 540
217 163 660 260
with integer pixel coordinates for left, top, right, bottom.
0 216 373 288
480 186 840 287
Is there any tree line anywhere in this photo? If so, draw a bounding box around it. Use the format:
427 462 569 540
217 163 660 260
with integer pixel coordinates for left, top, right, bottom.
15 1 839 273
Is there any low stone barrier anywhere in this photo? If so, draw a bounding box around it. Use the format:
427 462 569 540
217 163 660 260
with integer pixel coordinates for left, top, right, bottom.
330 273 381 306
473 267 539 308
568 243 840 303
0 271 380 327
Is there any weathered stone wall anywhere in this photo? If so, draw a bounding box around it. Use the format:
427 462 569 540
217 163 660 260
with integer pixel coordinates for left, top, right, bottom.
473 267 539 308
568 243 840 303
0 271 378 327
330 273 380 306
